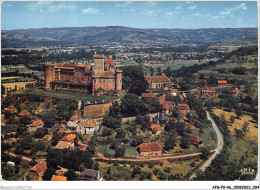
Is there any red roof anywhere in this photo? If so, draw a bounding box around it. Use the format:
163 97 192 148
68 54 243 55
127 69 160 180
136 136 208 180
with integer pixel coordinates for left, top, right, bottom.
150 124 160 131
208 88 216 93
70 115 78 122
30 162 47 175
178 104 190 110
141 93 153 98
29 120 44 127
218 80 227 84
151 73 171 83
61 134 76 142
139 142 162 152
170 89 179 93
162 101 174 110
189 135 202 145
158 94 166 104
233 88 239 93
18 110 31 116
5 105 17 112
55 141 72 150
202 85 208 90
105 56 115 66
51 175 67 181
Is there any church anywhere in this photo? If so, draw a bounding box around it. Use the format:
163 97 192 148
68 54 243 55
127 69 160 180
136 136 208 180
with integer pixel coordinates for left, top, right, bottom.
44 54 122 95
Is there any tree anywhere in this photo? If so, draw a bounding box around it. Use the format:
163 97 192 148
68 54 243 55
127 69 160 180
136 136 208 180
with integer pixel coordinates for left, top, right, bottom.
235 128 245 138
114 145 125 157
150 67 154 76
15 134 34 154
135 114 151 132
230 115 236 124
65 169 78 181
235 108 242 119
207 74 218 85
180 134 191 149
46 148 64 169
92 162 99 170
131 136 143 147
32 141 46 155
1 85 6 96
163 132 176 151
42 112 56 128
115 128 125 139
122 65 149 95
101 127 113 137
34 128 48 138
242 121 250 135
157 67 162 75
120 93 146 117
19 115 31 126
42 168 56 181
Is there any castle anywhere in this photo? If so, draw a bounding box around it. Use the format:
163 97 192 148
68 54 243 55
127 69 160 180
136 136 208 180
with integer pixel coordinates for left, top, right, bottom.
44 54 122 95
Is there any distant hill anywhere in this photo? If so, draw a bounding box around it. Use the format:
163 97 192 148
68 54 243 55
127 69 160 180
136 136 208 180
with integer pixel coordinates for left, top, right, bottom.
1 26 258 47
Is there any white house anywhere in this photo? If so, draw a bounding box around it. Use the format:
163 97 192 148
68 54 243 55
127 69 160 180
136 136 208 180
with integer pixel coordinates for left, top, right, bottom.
7 161 15 167
27 120 44 132
76 119 99 135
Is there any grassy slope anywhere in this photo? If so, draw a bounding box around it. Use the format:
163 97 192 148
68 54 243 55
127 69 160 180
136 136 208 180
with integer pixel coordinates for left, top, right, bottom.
20 89 118 102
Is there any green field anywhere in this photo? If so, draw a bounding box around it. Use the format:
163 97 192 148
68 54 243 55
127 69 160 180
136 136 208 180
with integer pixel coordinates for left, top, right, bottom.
20 89 118 102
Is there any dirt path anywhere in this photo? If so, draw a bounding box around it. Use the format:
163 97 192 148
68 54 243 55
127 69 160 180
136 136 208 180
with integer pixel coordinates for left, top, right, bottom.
95 150 216 162
6 152 32 163
189 111 224 179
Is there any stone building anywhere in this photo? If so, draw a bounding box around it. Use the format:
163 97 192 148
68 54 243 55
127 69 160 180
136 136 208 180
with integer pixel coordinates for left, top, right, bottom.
139 142 162 157
44 54 122 95
145 73 172 89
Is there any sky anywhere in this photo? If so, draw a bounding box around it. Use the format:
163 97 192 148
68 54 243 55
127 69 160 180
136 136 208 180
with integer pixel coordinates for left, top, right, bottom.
1 1 258 30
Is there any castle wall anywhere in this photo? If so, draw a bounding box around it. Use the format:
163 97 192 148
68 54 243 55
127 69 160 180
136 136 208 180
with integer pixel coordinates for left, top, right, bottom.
93 78 116 93
45 65 55 90
115 71 122 91
83 102 112 118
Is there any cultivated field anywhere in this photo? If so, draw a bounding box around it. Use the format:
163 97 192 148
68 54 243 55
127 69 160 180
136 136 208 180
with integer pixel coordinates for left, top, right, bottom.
2 81 37 92
213 108 258 142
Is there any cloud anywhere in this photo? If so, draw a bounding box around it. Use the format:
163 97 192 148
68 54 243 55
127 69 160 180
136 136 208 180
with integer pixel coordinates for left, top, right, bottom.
28 1 75 12
188 5 197 10
185 1 193 4
220 10 231 15
144 10 155 15
147 1 157 6
175 6 182 10
220 3 247 16
82 8 100 14
192 13 201 17
115 1 133 7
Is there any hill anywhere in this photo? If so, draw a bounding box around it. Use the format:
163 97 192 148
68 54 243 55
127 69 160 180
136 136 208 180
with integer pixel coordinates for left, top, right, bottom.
1 26 258 47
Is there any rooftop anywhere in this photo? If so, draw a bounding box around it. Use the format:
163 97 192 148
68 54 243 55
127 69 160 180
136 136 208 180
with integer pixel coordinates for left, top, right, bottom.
139 142 162 152
30 162 47 175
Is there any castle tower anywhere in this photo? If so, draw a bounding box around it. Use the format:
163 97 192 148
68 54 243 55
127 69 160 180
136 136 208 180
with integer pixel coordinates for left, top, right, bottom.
115 69 122 91
93 54 105 73
44 62 56 91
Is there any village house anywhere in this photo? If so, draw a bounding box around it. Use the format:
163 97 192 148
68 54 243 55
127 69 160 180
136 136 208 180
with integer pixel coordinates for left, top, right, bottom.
76 118 99 135
55 134 76 150
27 120 44 132
51 175 67 181
201 85 216 96
231 88 239 96
67 115 78 129
141 93 153 99
145 73 172 89
4 105 17 113
18 110 31 116
79 169 103 181
139 142 162 157
218 80 227 87
162 101 174 115
189 135 203 147
150 124 160 132
28 161 47 181
152 113 169 125
170 88 179 97
178 103 190 112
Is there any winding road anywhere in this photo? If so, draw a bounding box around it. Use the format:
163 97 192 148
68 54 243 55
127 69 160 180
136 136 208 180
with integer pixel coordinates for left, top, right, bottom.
189 111 224 179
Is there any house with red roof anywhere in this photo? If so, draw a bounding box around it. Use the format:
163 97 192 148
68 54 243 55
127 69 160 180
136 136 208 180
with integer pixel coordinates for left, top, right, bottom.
178 104 190 111
170 89 179 97
55 134 76 150
141 93 153 99
162 101 174 115
189 135 203 147
18 110 31 116
218 80 227 87
232 88 239 96
51 175 67 181
150 124 160 132
28 162 47 181
145 73 172 89
139 142 162 157
201 85 209 94
27 119 44 132
158 94 166 104
4 105 17 113
76 119 99 135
